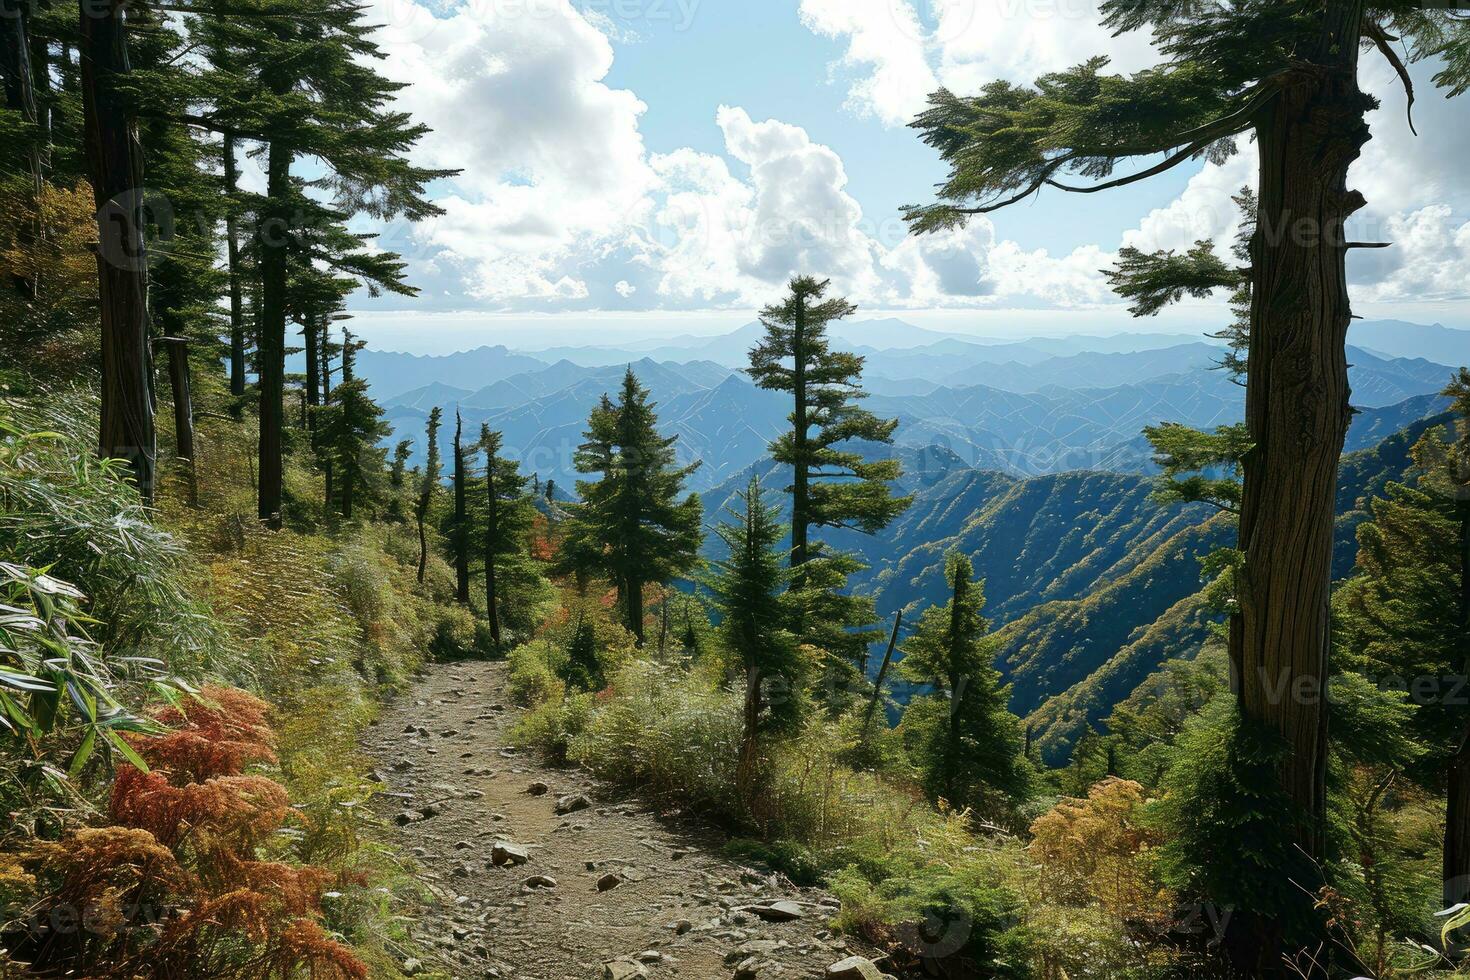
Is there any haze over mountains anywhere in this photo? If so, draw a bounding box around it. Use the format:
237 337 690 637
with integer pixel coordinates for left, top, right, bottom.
358 317 1462 492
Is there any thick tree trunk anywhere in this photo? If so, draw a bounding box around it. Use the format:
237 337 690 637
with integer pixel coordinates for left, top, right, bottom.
79 0 155 503
1230 0 1370 968
256 136 290 528
223 133 246 398
1446 509 1470 907
2 0 42 299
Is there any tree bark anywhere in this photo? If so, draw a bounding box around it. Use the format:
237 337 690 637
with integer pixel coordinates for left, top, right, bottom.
161 333 196 505
1446 506 1470 907
1231 0 1370 967
222 132 246 398
79 0 155 503
453 413 470 604
256 135 290 528
484 455 501 651
2 0 42 299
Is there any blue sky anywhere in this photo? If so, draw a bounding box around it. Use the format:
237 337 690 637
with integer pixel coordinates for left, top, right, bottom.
336 0 1470 353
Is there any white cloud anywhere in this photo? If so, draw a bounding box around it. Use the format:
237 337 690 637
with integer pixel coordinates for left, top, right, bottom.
796 0 1161 130
352 0 1470 318
798 0 938 127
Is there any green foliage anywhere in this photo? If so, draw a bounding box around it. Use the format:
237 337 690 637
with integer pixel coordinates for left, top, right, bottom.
0 395 224 676
1153 697 1323 943
708 475 806 747
0 562 169 811
315 334 390 519
1142 421 1250 514
563 369 703 642
899 552 1029 814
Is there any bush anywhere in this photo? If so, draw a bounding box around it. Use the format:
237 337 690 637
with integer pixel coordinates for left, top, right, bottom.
429 604 478 661
507 639 566 706
0 394 225 677
16 687 367 980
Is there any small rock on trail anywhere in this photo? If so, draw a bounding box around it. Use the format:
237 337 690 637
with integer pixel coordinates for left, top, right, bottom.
362 659 881 979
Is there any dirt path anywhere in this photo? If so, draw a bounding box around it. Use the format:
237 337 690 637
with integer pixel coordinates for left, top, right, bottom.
361 660 887 980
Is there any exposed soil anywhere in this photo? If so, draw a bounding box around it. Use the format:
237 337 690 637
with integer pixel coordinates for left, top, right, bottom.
361 660 886 980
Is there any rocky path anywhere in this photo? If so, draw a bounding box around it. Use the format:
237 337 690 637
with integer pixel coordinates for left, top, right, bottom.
361 660 890 980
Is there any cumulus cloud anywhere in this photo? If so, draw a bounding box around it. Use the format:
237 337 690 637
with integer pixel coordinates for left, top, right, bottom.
796 0 1160 129
798 0 938 127
349 0 1470 316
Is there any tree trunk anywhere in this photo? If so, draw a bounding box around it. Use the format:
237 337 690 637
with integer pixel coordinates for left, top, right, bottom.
484 462 501 651
320 327 334 506
256 135 290 528
304 318 320 421
162 334 196 505
79 0 155 503
737 663 762 810
223 132 246 398
2 0 42 299
417 509 429 584
790 291 809 585
30 22 50 157
453 414 469 604
626 575 644 645
1446 508 1470 907
1231 0 1370 966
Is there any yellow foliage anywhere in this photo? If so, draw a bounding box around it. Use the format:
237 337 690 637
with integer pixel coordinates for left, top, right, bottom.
1028 777 1173 925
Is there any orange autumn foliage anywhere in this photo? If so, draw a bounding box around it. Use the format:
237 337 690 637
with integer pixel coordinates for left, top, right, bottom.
19 685 367 980
1027 777 1173 927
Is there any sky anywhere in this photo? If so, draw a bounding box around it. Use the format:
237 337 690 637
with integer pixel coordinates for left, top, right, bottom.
321 0 1470 353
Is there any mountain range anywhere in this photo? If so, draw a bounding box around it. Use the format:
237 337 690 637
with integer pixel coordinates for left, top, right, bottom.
355 317 1469 762
374 333 1454 491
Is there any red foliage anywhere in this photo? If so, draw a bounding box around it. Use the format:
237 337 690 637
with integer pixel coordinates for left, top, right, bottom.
22 685 369 980
135 684 279 783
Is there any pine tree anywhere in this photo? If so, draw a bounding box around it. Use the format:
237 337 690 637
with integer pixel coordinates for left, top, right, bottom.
448 412 472 605
314 329 388 520
748 277 909 686
557 394 619 594
898 552 1027 814
415 407 443 585
477 424 535 652
190 0 453 528
708 475 804 801
748 276 909 583
905 15 1470 950
570 370 702 643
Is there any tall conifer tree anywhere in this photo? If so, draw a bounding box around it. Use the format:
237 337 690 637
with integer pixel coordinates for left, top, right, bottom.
898 552 1027 812
477 424 534 651
708 475 803 801
569 370 702 643
416 407 443 585
905 4 1470 958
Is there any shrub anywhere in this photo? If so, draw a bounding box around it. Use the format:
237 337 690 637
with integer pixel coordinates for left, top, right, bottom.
1028 777 1170 925
0 396 225 677
507 640 565 706
18 686 368 980
429 604 477 661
